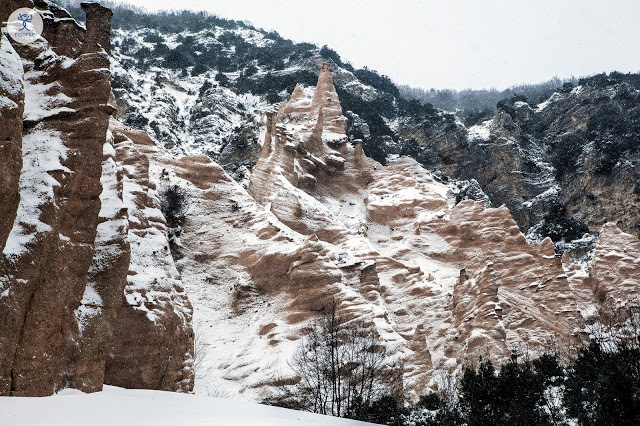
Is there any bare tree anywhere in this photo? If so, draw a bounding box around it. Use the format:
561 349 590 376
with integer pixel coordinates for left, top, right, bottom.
192 325 209 380
283 300 397 418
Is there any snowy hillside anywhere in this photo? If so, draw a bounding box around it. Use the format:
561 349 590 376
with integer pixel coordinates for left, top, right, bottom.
111 65 633 408
110 26 270 157
106 21 409 173
1 3 640 425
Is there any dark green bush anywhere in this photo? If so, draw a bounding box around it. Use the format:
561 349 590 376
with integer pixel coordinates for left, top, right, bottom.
565 314 640 426
548 131 587 178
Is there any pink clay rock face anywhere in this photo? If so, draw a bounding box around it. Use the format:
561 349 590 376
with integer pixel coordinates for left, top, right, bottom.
589 223 640 305
0 1 194 396
103 132 194 393
107 63 638 399
431 201 589 355
1 5 639 403
243 64 638 395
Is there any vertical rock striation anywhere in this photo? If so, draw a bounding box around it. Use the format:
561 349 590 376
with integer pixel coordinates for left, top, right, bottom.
104 130 194 392
0 34 23 253
0 1 193 396
0 0 112 396
70 131 130 392
589 223 640 305
239 64 640 395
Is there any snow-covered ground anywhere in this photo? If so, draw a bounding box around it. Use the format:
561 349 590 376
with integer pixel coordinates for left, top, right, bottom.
466 119 492 141
0 386 375 426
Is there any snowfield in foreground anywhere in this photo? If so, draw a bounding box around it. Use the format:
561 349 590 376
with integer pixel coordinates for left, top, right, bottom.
0 386 374 426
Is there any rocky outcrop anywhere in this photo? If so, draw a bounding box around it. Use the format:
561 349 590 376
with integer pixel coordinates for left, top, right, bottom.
106 119 365 396
399 112 554 232
103 130 193 392
0 34 23 253
532 84 640 240
399 82 640 245
70 131 130 392
81 2 112 55
589 223 640 304
562 149 640 240
359 158 593 389
1 3 637 403
238 65 638 396
0 0 112 396
249 64 369 212
433 201 587 361
0 1 193 396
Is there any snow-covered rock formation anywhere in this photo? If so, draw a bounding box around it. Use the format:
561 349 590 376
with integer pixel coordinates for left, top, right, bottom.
113 62 639 400
0 0 638 405
0 0 193 396
99 3 640 252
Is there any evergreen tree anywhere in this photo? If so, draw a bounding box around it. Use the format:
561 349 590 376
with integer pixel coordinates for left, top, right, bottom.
565 340 640 425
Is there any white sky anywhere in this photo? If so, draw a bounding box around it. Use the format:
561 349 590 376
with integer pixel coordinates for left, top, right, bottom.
119 0 640 90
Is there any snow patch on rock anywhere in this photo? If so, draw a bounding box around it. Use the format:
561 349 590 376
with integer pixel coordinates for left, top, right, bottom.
2 127 69 257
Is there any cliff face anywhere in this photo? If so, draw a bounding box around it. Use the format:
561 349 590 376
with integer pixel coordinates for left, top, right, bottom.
0 33 23 254
1 2 638 403
70 130 130 392
536 85 640 240
588 223 640 304
98 62 639 399
103 130 193 392
398 84 640 247
193 63 635 396
0 1 193 396
0 0 112 396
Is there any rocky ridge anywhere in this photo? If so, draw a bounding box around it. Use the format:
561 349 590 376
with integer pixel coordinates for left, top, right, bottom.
0 0 192 396
91 3 640 254
113 62 640 400
0 0 638 404
398 81 640 250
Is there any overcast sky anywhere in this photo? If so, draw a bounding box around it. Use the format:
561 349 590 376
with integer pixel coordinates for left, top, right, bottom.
119 0 640 91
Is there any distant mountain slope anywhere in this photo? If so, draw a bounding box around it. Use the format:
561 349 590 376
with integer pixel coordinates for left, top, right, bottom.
57 0 640 248
58 0 453 175
398 77 573 120
398 74 640 251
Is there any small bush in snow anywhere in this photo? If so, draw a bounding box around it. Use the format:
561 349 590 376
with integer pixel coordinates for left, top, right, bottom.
159 184 190 228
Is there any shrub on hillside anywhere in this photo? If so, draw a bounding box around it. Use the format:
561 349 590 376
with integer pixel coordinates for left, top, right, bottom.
461 107 494 127
538 203 589 242
399 301 640 426
159 184 190 228
548 130 587 179
496 94 528 118
565 304 640 426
